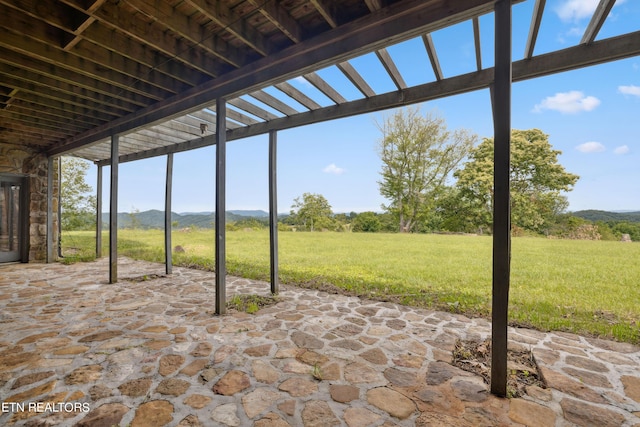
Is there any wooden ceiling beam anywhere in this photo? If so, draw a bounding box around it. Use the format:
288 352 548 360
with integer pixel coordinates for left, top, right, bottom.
0 110 90 133
0 69 137 115
0 4 190 96
59 0 225 78
0 30 170 102
8 94 116 124
129 0 251 69
0 49 155 108
247 0 302 43
311 0 339 28
52 0 515 156
184 0 272 56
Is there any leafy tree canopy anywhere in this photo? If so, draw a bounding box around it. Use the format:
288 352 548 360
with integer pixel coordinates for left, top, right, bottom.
290 193 334 231
453 129 579 233
377 107 476 233
61 156 96 231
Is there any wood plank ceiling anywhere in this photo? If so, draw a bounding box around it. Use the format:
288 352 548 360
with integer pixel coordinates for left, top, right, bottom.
1 0 638 164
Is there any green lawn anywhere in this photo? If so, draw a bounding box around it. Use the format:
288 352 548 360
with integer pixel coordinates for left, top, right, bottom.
61 229 640 343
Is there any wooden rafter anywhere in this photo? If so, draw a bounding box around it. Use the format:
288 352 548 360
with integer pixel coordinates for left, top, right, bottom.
524 0 545 59
422 34 444 81
581 0 616 45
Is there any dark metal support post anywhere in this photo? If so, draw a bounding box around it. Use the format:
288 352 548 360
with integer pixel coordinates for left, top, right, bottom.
268 130 279 294
491 0 512 397
215 98 227 315
96 164 102 258
109 135 119 284
46 156 54 263
165 153 174 275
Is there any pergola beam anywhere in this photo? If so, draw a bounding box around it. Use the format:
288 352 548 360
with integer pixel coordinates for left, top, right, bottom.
50 0 501 156
524 0 545 59
422 34 444 81
93 29 640 168
581 0 615 45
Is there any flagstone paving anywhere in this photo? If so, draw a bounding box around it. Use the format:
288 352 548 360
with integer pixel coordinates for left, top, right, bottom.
0 257 639 426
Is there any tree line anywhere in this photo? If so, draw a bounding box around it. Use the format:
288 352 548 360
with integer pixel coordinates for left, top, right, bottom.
60 106 636 241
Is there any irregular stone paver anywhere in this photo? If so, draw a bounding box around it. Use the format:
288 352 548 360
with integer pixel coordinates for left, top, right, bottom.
213 370 250 396
509 398 556 427
0 257 639 427
75 402 129 427
367 387 416 419
130 400 173 427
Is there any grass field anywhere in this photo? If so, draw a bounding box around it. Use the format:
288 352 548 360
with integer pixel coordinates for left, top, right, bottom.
61 229 640 344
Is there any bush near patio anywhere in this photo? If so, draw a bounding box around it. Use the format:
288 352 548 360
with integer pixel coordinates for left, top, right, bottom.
61 229 640 344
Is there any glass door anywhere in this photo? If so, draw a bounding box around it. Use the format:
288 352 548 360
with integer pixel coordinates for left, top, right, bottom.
0 175 27 263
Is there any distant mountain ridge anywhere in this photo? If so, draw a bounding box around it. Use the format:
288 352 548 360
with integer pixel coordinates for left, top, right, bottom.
102 209 270 229
572 210 640 223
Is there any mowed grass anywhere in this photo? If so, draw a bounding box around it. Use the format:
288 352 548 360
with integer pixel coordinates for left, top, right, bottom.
61 229 640 343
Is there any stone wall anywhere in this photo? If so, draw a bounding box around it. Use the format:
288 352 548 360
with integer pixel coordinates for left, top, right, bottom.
0 143 59 262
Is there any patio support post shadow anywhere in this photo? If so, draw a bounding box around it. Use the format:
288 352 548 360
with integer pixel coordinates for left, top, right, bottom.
491 0 513 397
96 164 102 258
269 129 279 294
215 98 227 315
165 153 173 275
109 135 119 284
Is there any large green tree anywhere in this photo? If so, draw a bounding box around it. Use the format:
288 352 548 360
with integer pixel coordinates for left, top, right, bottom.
61 156 96 230
290 193 334 231
453 129 579 233
377 107 476 232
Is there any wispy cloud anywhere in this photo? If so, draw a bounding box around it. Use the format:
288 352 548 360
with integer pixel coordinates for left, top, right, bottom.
614 145 630 155
576 142 605 153
533 91 600 114
618 85 640 97
555 0 626 22
323 163 346 175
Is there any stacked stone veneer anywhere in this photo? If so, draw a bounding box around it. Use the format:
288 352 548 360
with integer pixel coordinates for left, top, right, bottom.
0 142 59 262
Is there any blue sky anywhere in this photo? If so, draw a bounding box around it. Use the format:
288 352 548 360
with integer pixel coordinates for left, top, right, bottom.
87 0 639 214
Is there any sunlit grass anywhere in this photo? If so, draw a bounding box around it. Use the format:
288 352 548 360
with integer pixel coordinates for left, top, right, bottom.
61 229 640 343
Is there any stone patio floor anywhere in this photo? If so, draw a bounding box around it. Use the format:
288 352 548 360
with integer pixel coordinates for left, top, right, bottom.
0 258 639 427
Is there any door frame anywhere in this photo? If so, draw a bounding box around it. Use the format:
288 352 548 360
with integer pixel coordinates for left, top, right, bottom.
0 173 29 263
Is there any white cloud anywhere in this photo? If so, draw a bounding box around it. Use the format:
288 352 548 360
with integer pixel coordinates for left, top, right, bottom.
614 145 630 155
576 142 606 153
323 163 345 175
618 85 640 97
533 91 600 114
555 0 626 22
555 0 600 22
